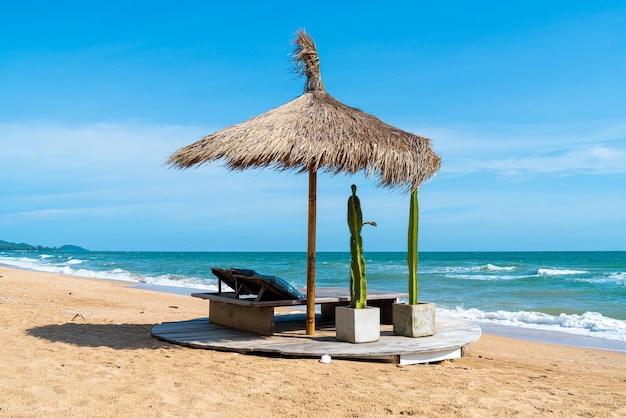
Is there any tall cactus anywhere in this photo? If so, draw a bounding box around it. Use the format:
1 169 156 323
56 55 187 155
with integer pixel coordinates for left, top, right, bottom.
408 189 419 304
348 184 367 309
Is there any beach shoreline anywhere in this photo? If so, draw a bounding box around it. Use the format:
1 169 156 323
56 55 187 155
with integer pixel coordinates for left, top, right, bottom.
1 265 625 416
130 281 626 354
4 260 626 353
2 250 624 346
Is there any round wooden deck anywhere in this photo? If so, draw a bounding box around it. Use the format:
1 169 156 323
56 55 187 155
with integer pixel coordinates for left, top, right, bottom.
152 314 482 365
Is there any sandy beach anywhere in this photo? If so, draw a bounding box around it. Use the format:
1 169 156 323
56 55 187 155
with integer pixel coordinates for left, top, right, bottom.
1 266 625 417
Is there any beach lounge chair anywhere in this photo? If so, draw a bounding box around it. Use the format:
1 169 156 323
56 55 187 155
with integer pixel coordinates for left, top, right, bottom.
210 268 305 301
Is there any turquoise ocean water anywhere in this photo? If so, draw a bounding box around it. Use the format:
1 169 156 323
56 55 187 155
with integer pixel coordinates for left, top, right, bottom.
2 250 625 351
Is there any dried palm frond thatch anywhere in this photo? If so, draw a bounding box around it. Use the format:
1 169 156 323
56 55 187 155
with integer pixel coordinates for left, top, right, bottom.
168 29 440 192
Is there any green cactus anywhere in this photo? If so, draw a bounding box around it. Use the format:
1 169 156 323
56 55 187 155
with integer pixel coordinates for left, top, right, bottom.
408 189 419 305
348 184 371 309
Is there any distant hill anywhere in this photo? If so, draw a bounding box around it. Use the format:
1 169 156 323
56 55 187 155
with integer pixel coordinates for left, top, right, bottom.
0 240 89 252
58 244 89 252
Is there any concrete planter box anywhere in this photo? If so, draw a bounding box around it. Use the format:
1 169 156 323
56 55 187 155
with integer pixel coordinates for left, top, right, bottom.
393 302 436 337
335 306 380 343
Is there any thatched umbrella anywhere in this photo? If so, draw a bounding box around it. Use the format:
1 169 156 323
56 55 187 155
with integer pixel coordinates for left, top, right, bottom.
168 30 441 335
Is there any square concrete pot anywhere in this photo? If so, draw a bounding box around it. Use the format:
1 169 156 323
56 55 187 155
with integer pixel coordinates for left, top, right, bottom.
393 302 436 337
335 306 380 343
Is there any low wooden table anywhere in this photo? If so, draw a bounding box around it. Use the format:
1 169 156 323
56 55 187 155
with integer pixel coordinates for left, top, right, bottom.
192 287 407 336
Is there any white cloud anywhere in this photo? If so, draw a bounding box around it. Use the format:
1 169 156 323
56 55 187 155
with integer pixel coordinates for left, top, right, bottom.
1 121 204 173
477 145 626 176
410 120 626 177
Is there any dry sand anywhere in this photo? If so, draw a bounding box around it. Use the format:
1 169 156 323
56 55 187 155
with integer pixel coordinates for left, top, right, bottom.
1 266 625 417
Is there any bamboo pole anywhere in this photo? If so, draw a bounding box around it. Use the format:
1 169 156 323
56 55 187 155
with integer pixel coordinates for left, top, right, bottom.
408 189 419 305
306 169 317 335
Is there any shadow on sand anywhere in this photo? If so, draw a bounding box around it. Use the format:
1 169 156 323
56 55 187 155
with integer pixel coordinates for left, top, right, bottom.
26 322 169 350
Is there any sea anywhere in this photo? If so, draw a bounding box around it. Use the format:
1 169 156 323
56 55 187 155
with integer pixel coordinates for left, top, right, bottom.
2 250 625 352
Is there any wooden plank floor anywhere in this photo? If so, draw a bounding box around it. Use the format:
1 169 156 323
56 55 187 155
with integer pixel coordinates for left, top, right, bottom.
152 314 482 363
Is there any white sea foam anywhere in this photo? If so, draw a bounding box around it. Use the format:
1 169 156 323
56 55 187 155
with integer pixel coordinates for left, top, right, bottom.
538 268 587 276
139 273 220 292
0 256 48 271
483 264 516 272
451 274 524 281
0 255 218 291
608 272 626 286
439 306 626 342
575 272 626 287
443 264 522 281
440 264 516 275
65 259 83 265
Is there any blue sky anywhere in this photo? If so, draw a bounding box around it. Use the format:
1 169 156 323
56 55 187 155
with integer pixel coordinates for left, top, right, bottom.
1 1 625 252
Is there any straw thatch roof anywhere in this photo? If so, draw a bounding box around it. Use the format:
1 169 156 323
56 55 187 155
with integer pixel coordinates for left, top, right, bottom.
168 30 440 192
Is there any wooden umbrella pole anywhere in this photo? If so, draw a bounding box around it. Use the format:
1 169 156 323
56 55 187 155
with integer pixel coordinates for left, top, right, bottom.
306 169 317 335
